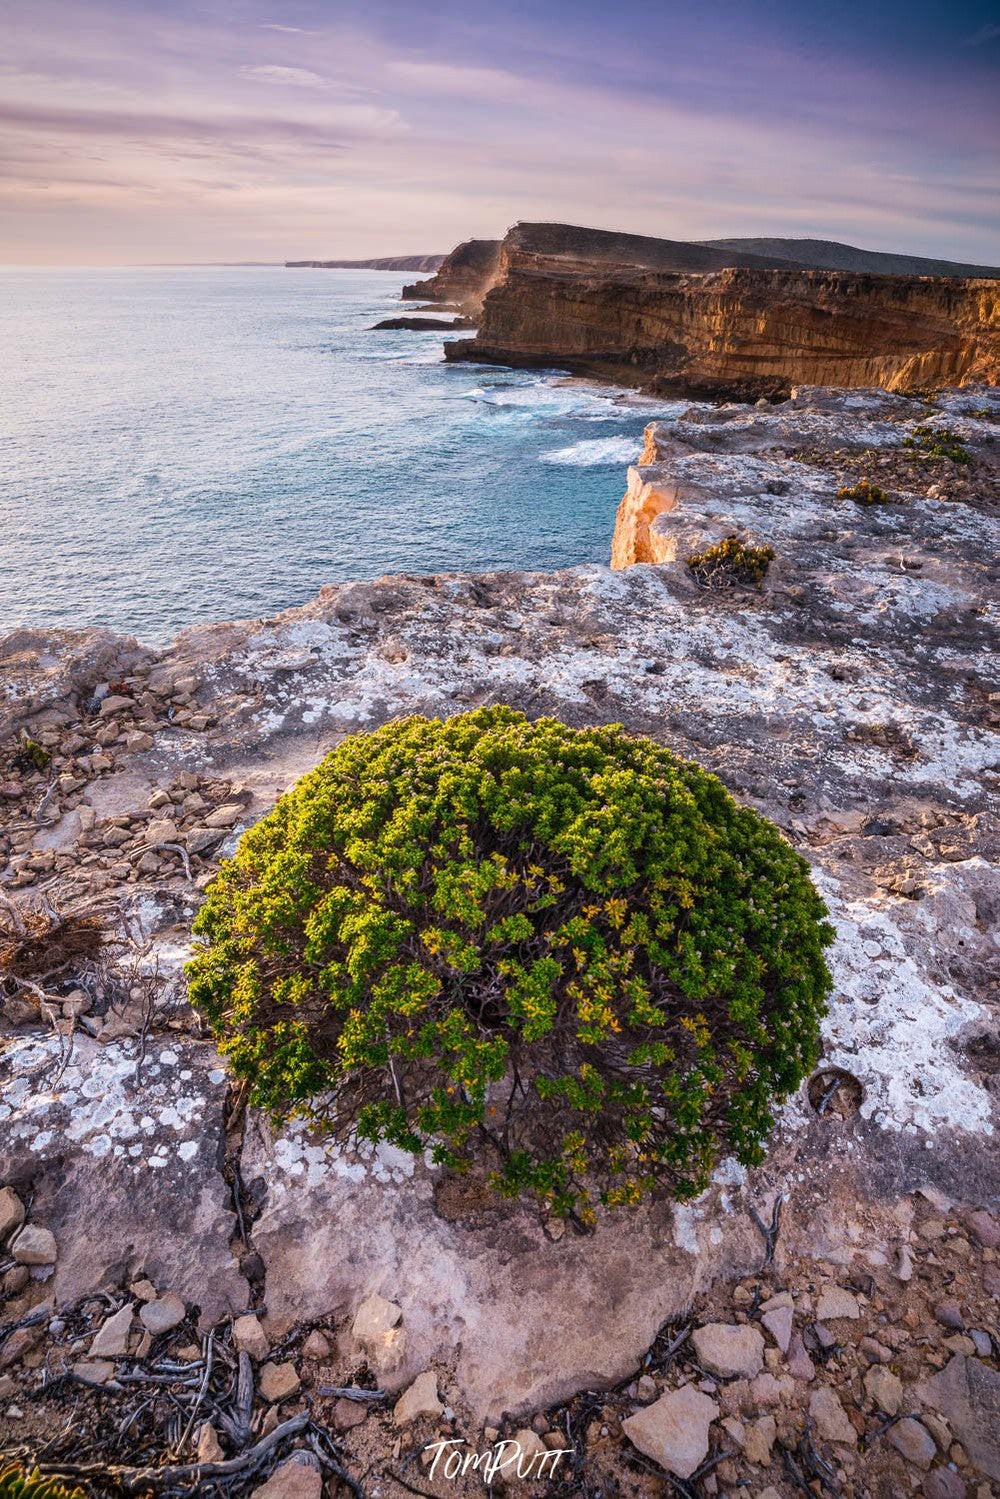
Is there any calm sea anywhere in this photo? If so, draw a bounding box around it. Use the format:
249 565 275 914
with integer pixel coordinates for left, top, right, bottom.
0 267 680 646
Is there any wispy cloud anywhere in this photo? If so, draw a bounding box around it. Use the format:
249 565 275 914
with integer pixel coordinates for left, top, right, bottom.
238 65 333 90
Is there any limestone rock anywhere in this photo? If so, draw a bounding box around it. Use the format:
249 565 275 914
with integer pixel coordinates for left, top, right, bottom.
301 1329 331 1360
760 1305 794 1353
622 1384 719 1479
808 1386 857 1446
89 1303 134 1358
252 1453 322 1499
232 1313 270 1361
258 1361 300 1403
11 1224 57 1265
744 1413 776 1466
0 1035 246 1327
889 1418 937 1471
815 1287 861 1321
863 1364 903 1416
197 1422 224 1462
918 1356 1000 1482
0 1188 25 1245
139 1293 186 1335
394 1370 443 1426
691 1323 765 1379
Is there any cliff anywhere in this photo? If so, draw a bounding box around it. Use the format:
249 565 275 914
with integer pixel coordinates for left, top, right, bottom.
701 236 1000 278
446 222 1000 397
286 254 444 271
401 237 503 313
1 387 998 1485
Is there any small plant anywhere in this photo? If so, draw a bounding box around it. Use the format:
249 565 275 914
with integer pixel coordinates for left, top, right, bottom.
14 735 51 771
0 1467 86 1499
837 481 891 505
687 535 776 590
188 709 833 1222
901 425 972 464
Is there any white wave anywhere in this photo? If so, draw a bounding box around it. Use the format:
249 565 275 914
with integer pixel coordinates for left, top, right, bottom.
538 436 642 466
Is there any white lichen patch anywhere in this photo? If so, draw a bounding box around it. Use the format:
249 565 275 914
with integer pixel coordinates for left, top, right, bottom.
816 869 993 1137
0 1035 222 1171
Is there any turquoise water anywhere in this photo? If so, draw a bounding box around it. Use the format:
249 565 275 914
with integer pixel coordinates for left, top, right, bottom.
0 267 677 646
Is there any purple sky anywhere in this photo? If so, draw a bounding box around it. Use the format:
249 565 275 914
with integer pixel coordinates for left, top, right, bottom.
2 0 998 265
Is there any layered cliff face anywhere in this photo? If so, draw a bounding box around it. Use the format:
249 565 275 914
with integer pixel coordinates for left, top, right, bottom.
447 223 1000 397
401 237 502 313
287 254 444 271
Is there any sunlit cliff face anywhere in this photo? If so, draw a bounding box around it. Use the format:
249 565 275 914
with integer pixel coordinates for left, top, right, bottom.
1 0 998 265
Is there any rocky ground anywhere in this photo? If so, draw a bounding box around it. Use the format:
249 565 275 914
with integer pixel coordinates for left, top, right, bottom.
0 387 997 1497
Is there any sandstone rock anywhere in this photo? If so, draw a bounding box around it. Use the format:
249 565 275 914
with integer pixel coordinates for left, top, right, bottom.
99 695 135 716
147 789 172 809
186 827 222 855
232 1312 270 1360
890 1418 937 1470
351 1291 405 1370
512 1428 548 1463
146 818 179 846
394 1370 443 1426
864 1364 903 1416
332 1397 368 1431
936 1299 965 1330
11 1224 57 1265
918 1357 1000 1481
204 803 244 829
0 1188 25 1245
0 1325 44 1369
252 1453 322 1499
761 1305 794 1353
691 1323 765 1379
808 1386 857 1446
815 1287 861 1321
622 1384 719 1479
125 731 154 752
139 1293 186 1335
258 1360 300 1403
197 1422 224 1462
966 1210 1000 1250
636 1374 658 1402
301 1329 331 1360
786 1332 816 1381
89 1303 134 1358
744 1413 776 1466
923 1470 967 1499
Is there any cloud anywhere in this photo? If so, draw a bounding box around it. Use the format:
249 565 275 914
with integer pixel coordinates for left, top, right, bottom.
0 100 403 143
238 65 331 89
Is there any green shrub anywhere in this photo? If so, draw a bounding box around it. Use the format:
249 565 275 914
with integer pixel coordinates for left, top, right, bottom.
687 535 775 590
837 481 891 505
188 709 833 1222
902 424 971 464
0 1467 86 1499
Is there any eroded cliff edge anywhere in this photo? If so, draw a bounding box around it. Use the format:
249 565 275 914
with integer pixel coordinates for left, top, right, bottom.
445 222 1000 397
1 388 998 1489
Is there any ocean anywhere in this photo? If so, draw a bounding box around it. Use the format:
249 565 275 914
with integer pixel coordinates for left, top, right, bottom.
0 266 681 647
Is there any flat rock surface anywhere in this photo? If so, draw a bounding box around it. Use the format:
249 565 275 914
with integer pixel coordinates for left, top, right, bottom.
0 385 997 1456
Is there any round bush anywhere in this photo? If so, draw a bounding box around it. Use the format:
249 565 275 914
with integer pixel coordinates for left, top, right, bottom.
188 708 832 1222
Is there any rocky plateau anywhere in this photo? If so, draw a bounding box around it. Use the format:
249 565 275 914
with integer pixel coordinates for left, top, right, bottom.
0 385 997 1497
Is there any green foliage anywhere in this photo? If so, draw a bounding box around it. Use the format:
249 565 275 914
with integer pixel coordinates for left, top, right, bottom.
15 736 51 771
687 535 776 590
0 1467 86 1499
837 481 891 505
188 709 833 1221
902 424 972 464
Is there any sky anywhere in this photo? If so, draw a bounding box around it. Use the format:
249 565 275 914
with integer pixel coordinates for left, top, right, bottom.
2 0 999 265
